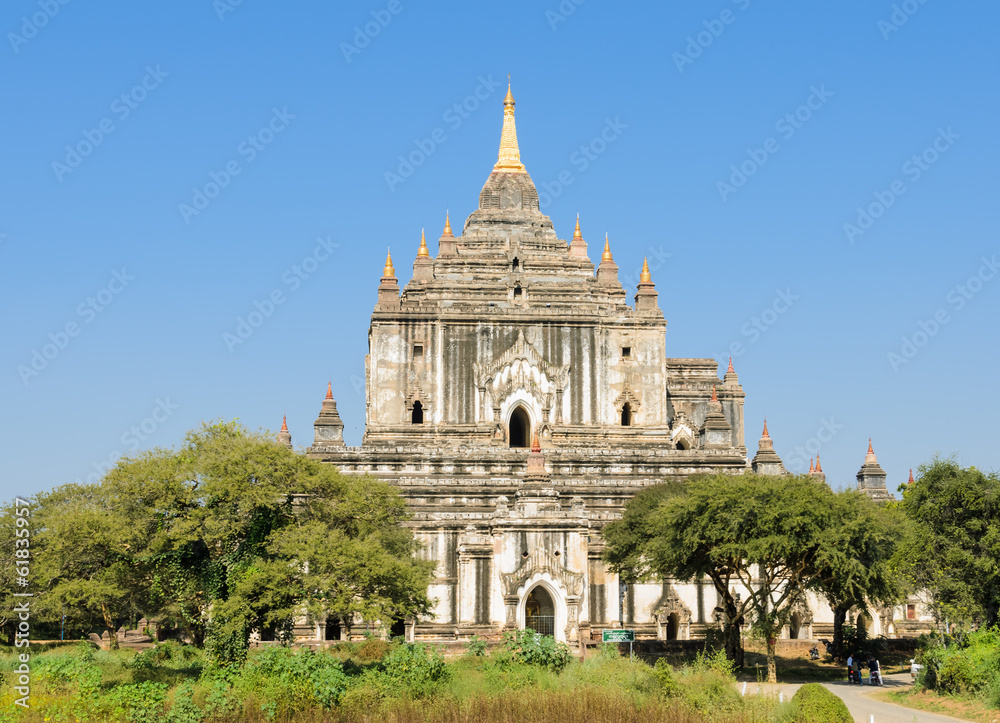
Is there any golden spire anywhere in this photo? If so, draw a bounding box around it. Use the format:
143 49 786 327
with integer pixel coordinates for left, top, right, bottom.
417 228 430 257
383 248 395 278
442 211 453 237
601 233 613 261
493 78 526 173
573 214 582 239
639 257 652 283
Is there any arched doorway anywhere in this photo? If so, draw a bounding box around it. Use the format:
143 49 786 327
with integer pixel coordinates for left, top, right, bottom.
789 613 802 639
509 406 530 448
666 612 679 640
524 586 555 637
621 403 632 426
324 617 341 642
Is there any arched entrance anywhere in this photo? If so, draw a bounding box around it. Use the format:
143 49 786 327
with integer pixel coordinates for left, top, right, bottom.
666 612 679 640
509 406 531 448
789 612 802 639
522 585 556 637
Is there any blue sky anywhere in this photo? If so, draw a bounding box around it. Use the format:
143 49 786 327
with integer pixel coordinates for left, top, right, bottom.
2 1 997 499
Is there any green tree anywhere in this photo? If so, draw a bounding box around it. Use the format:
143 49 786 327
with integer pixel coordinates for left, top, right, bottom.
605 473 836 681
31 482 156 649
112 421 433 664
900 458 1000 628
808 491 909 660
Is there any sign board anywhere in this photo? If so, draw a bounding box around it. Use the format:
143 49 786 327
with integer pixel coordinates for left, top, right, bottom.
602 629 635 642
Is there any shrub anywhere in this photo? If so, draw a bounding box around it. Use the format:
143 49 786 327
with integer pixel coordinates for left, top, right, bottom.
379 643 450 699
787 683 852 723
237 646 349 714
167 681 204 723
652 658 680 698
466 635 488 657
102 681 169 723
499 629 572 672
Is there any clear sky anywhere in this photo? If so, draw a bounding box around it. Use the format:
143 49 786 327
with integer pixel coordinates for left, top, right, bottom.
2 1 997 499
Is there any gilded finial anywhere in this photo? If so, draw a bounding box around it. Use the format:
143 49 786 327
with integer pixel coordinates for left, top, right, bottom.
442 211 453 237
417 228 430 257
809 458 815 473
573 214 582 239
815 455 823 473
762 418 770 439
326 381 333 400
601 234 613 261
383 248 395 278
639 257 651 283
531 429 541 453
494 77 526 173
280 414 288 433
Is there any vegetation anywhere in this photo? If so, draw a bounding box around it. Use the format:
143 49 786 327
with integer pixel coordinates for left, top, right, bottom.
603 473 906 681
781 683 852 723
911 628 1000 709
0 422 433 665
0 639 785 723
899 459 1000 628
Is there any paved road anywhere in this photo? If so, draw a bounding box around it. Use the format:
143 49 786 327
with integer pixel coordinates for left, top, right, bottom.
761 673 974 723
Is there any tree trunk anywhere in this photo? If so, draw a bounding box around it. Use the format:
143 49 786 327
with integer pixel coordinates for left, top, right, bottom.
101 602 119 651
724 596 745 668
766 635 778 684
831 604 849 661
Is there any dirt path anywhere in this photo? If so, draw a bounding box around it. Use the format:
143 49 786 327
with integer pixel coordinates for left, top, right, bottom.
756 672 975 723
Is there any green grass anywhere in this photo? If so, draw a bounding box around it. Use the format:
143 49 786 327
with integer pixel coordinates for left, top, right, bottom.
0 641 787 723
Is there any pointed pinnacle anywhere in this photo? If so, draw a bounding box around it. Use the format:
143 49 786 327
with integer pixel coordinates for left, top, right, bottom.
280 414 288 433
762 418 770 439
417 228 430 257
727 357 735 374
326 381 333 400
815 455 822 473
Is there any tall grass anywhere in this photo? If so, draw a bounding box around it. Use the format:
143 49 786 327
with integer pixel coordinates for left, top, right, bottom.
0 639 781 723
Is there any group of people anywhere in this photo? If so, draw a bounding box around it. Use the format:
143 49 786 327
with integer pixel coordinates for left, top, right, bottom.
846 653 883 685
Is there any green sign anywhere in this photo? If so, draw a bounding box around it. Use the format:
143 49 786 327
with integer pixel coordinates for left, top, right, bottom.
602 629 635 642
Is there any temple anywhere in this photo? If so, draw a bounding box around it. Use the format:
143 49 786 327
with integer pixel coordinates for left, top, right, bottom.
298 83 920 644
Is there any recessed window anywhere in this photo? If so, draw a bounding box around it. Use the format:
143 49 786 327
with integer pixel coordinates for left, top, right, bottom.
907 604 916 620
411 401 423 424
512 257 519 271
622 347 631 359
413 344 423 359
621 402 632 427
513 284 522 298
